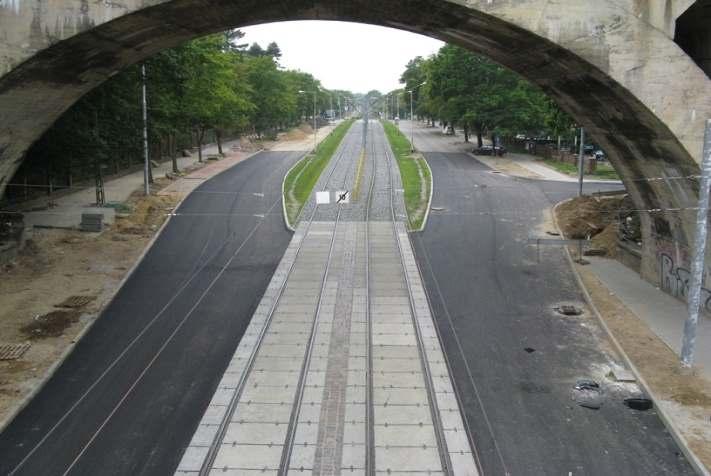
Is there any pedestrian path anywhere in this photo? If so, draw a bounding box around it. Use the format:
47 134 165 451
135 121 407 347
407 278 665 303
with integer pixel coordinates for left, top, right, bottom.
14 124 339 230
586 257 711 381
175 120 478 475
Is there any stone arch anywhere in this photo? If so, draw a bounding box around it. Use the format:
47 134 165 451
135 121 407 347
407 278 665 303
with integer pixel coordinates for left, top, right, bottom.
1 0 710 281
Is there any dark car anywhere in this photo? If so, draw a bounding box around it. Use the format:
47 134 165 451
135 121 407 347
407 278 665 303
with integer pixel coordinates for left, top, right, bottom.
473 145 507 156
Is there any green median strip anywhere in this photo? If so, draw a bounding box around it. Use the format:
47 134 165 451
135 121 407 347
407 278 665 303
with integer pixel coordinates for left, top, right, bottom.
382 120 432 231
283 118 356 226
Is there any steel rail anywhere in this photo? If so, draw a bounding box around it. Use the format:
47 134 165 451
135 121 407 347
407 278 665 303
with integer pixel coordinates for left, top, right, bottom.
380 123 454 475
363 122 377 476
277 127 362 475
198 126 358 476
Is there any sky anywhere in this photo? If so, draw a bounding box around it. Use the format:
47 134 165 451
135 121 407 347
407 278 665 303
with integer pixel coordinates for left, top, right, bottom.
241 21 443 94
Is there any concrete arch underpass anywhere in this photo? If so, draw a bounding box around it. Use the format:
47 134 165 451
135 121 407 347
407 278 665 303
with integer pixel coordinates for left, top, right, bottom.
2 2 711 474
1 0 711 284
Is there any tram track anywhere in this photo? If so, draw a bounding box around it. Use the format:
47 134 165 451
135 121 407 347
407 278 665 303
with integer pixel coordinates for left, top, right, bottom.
197 125 359 476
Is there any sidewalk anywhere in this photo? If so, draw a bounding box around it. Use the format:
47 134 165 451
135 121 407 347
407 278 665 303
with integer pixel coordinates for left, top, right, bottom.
402 120 621 184
586 257 711 381
15 124 338 230
17 139 241 229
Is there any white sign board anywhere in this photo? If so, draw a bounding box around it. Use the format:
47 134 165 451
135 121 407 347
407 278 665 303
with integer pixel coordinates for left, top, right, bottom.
335 191 350 204
316 191 330 204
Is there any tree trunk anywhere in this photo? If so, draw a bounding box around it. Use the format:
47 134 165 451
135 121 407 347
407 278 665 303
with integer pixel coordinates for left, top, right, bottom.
216 129 223 155
476 131 483 148
156 138 163 182
171 133 179 174
557 135 562 151
463 126 469 143
197 128 204 163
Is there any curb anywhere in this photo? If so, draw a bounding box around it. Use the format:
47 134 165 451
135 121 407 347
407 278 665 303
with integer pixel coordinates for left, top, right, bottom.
0 149 265 434
551 199 710 476
281 154 303 232
413 155 434 233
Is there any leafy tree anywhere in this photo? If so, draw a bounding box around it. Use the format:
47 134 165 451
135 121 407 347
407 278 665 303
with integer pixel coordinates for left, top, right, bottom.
265 42 282 60
247 42 266 57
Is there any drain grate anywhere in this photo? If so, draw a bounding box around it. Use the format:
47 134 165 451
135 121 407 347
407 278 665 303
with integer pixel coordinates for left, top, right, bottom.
0 343 31 361
55 295 95 309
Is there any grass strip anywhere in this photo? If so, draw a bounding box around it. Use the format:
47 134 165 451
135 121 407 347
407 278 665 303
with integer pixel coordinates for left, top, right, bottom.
541 158 619 180
381 120 431 230
284 118 355 224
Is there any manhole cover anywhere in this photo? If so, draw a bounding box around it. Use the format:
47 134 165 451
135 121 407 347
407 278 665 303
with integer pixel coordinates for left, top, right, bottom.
0 343 31 361
555 305 583 316
55 295 96 309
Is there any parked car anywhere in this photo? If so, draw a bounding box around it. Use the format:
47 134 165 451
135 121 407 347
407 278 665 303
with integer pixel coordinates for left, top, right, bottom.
473 145 507 156
444 125 455 135
594 150 606 160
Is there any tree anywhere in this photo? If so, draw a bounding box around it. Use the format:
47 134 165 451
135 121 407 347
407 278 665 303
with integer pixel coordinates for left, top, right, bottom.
247 42 265 57
265 42 282 60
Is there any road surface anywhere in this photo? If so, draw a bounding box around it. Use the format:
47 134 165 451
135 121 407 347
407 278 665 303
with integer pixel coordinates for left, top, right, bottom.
0 151 304 475
408 123 694 475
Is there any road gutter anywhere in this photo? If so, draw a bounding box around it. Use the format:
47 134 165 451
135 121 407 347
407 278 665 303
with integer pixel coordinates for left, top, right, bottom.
552 198 710 476
0 149 265 435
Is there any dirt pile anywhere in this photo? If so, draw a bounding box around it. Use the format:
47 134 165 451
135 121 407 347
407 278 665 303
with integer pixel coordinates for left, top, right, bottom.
557 195 627 239
115 191 177 236
555 194 637 257
282 123 313 141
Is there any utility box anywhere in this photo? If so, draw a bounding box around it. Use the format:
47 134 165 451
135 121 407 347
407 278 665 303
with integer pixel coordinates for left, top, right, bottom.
80 213 103 232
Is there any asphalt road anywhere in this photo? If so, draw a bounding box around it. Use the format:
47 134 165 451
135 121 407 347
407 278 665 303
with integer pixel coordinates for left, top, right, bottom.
412 151 694 474
0 151 303 476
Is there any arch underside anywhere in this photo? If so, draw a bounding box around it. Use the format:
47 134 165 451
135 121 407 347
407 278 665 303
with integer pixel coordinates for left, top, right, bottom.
0 0 704 278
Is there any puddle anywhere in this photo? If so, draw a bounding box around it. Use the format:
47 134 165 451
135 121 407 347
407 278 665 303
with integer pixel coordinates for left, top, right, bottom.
624 398 653 411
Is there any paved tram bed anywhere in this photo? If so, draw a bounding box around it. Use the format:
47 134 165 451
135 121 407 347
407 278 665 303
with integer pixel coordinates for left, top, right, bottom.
175 121 478 474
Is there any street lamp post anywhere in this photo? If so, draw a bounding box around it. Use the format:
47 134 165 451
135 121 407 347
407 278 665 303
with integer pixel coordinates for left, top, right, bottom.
408 81 427 152
141 64 150 196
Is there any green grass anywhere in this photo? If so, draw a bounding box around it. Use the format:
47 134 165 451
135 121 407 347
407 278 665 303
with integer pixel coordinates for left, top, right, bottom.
283 118 355 225
382 120 431 230
541 158 619 180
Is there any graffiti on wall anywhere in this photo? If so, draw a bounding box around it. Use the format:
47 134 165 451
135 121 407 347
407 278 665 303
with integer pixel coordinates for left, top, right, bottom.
659 252 711 313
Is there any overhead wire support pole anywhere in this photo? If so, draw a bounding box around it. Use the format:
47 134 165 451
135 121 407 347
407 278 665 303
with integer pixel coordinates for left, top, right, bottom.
681 118 711 367
577 127 585 197
141 63 150 196
409 90 414 152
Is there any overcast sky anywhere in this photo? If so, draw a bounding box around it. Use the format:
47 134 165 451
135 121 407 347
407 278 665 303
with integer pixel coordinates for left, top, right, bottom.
241 21 443 94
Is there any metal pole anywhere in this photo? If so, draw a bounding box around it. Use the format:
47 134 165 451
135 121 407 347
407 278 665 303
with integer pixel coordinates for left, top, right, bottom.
410 91 415 152
681 119 711 367
396 93 400 126
141 64 150 196
313 92 317 152
338 96 341 120
577 127 585 197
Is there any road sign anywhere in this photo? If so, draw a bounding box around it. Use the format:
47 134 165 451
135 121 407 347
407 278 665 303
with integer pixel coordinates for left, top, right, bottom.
335 190 350 204
316 191 330 204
